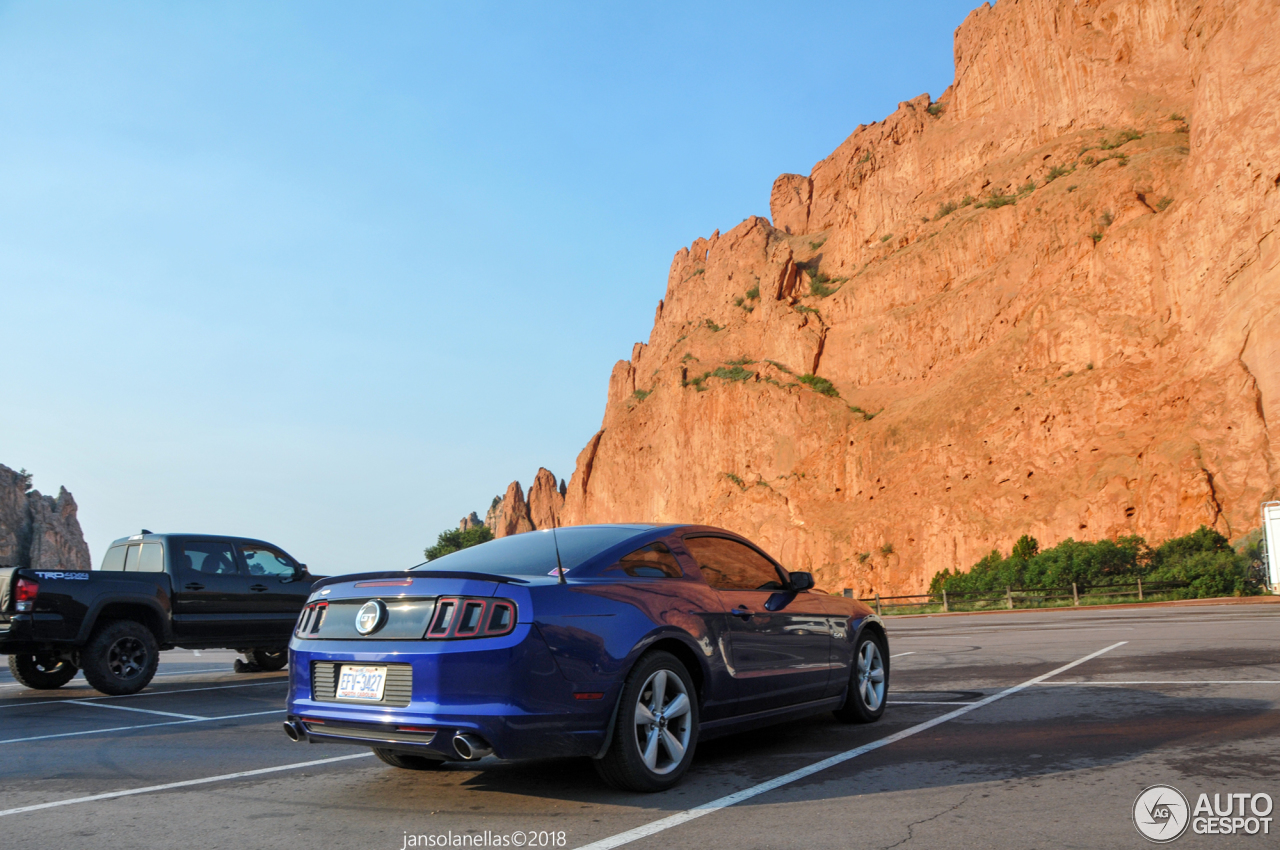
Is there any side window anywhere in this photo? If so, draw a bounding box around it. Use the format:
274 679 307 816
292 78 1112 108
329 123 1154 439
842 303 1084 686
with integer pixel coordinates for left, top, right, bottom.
607 542 683 578
240 544 295 578
137 542 165 572
99 545 127 571
684 536 784 591
122 544 141 572
179 541 240 576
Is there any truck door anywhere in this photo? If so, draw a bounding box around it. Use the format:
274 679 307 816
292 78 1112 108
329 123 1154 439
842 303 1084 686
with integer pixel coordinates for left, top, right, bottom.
237 542 309 641
171 539 258 642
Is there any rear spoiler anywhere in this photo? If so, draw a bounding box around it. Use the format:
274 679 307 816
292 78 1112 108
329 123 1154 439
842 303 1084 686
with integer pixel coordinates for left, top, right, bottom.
309 569 530 593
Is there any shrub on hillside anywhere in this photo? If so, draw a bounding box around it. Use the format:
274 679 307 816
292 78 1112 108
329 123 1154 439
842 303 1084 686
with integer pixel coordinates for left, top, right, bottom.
928 526 1256 599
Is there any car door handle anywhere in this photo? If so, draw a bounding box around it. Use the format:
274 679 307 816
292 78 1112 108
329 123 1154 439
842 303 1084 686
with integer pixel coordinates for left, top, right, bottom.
730 606 753 619
184 583 205 591
249 584 268 592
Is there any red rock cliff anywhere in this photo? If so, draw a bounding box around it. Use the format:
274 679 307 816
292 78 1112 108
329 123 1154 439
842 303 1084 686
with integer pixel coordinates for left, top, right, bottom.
553 0 1280 596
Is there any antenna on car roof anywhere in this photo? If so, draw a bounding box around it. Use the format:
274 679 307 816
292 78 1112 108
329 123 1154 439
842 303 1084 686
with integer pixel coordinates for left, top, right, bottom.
551 527 567 584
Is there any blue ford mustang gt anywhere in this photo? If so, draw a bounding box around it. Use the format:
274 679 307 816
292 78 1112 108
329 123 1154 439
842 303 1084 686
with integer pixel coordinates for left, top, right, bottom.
284 524 889 791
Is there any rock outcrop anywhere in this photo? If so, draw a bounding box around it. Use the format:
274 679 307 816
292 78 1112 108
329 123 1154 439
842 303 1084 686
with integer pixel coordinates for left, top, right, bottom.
458 512 484 531
0 464 92 571
481 469 568 538
547 0 1280 596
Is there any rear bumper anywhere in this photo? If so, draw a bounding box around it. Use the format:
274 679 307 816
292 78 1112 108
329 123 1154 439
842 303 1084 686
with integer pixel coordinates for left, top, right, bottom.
285 624 618 761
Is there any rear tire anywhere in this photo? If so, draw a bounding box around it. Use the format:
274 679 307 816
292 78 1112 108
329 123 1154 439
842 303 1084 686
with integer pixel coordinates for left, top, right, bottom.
373 748 448 770
251 649 288 671
8 653 78 690
833 630 888 723
594 650 698 793
80 620 160 696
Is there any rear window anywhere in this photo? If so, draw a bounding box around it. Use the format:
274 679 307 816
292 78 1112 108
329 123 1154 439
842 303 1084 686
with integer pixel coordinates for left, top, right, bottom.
414 527 651 577
99 545 127 572
137 542 164 572
606 543 683 578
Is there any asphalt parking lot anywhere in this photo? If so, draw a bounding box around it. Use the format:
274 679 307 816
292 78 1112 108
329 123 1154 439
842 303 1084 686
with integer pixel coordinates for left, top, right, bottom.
2 601 1279 849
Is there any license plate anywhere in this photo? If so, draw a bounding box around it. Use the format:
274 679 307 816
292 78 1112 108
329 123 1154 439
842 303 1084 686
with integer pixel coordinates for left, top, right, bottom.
336 665 386 701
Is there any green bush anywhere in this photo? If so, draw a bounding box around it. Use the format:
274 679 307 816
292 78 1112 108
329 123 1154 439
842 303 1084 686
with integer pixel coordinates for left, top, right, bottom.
425 525 494 561
929 526 1257 599
799 373 839 397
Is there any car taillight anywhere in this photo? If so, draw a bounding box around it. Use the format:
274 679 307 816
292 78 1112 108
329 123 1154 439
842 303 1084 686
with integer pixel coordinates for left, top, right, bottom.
425 597 515 639
295 601 328 638
14 577 38 612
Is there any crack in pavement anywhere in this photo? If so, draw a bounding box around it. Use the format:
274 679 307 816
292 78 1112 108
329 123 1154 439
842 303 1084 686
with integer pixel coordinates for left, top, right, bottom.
880 790 973 850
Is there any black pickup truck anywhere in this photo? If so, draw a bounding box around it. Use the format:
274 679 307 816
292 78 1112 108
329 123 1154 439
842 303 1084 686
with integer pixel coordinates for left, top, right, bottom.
0 532 320 695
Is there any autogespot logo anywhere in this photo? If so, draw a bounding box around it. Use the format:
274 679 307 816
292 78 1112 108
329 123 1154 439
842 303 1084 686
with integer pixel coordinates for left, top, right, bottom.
1135 785 1190 843
355 600 387 635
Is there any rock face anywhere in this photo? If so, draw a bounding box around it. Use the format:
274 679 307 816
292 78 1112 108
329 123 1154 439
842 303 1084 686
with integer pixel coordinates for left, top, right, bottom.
458 512 484 531
483 469 567 538
551 0 1280 596
0 464 92 571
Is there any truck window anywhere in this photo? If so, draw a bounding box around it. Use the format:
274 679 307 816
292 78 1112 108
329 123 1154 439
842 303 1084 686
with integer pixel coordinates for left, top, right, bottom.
99 545 127 571
179 541 240 575
137 542 165 572
122 545 141 572
240 544 295 578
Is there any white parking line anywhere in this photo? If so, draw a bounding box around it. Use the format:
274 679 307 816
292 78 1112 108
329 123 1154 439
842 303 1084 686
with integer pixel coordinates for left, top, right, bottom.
889 700 978 705
890 652 915 658
76 702 207 720
0 678 287 710
574 641 1128 850
0 709 281 745
1037 680 1280 685
0 752 374 818
0 666 285 692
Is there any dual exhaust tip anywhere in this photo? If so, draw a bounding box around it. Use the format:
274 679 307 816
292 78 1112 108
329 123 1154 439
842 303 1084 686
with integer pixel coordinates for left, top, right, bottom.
283 720 492 760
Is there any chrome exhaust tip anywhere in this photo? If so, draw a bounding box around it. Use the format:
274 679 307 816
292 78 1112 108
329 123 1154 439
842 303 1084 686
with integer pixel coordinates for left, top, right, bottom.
283 720 306 742
452 733 492 760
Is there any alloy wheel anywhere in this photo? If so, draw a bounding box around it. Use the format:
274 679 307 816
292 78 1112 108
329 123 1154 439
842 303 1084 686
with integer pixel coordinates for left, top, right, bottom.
633 668 692 775
107 636 147 679
856 639 886 711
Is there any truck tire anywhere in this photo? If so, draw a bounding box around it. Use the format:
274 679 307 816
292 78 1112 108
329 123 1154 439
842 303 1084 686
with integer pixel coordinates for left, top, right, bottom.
81 620 160 696
8 653 79 690
251 649 288 671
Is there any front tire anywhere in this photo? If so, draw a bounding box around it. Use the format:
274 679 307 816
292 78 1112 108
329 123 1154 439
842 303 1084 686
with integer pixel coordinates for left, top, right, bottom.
594 650 698 793
251 649 288 671
8 653 78 690
833 630 888 723
80 620 160 696
373 748 448 770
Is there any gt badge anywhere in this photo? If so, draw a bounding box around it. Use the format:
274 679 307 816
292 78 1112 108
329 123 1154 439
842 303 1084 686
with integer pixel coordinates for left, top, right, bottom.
355 600 387 635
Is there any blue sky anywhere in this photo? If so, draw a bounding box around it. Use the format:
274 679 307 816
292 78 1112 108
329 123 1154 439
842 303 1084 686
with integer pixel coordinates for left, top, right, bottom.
2 0 978 574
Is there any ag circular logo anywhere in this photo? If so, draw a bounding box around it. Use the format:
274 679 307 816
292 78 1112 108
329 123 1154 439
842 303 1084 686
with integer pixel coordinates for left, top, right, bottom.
355 600 387 635
1134 784 1190 843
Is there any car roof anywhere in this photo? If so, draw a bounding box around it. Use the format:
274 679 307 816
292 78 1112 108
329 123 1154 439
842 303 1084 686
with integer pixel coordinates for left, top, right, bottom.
107 532 284 549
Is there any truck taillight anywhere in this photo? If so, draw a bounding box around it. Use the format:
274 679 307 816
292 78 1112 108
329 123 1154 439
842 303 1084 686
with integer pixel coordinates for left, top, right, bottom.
14 577 38 612
425 597 516 639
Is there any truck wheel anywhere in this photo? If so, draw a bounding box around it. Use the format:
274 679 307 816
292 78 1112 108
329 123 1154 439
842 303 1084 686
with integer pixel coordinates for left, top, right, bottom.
251 649 288 671
373 748 448 770
81 620 160 696
8 653 79 690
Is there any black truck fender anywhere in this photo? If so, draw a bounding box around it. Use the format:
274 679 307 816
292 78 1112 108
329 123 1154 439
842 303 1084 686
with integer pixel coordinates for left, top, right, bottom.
75 594 174 647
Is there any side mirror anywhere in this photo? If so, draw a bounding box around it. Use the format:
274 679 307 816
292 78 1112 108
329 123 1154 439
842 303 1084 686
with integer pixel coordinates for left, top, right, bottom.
788 571 815 592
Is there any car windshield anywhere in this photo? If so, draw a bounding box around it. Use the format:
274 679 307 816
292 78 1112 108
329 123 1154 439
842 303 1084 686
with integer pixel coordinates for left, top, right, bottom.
413 526 651 577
